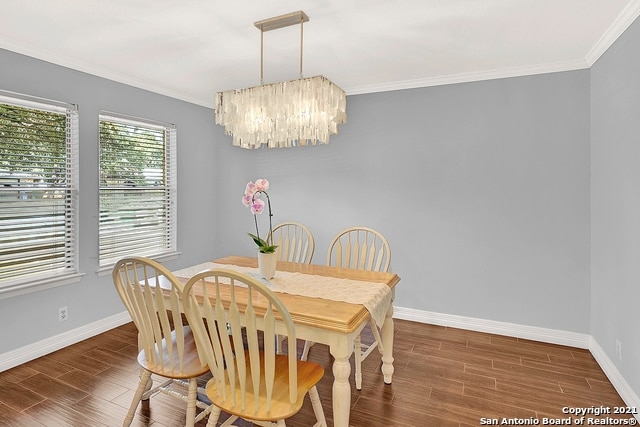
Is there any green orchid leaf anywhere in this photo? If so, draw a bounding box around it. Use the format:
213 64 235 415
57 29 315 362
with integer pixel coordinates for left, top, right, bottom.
247 232 267 247
248 233 278 253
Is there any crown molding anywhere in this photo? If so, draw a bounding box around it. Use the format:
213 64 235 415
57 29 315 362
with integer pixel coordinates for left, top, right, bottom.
0 43 214 108
344 59 590 96
585 0 640 66
3 0 639 104
346 0 640 96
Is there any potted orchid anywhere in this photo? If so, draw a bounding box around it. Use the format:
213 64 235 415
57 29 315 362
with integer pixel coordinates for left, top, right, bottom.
242 179 278 279
242 178 277 253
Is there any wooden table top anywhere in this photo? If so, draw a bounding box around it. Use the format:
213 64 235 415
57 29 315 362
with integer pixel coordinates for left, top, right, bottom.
210 256 401 334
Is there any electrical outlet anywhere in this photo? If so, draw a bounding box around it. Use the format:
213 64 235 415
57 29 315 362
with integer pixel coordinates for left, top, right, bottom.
615 339 622 362
58 306 68 322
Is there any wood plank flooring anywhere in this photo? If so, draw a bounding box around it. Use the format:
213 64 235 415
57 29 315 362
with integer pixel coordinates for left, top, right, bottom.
0 319 631 427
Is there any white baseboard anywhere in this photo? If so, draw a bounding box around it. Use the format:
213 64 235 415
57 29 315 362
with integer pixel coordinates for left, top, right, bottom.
394 306 640 417
2 305 639 419
590 338 640 418
394 306 592 348
0 311 131 372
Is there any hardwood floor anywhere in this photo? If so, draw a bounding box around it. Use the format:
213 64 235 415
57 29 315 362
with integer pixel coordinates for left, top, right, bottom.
0 319 631 427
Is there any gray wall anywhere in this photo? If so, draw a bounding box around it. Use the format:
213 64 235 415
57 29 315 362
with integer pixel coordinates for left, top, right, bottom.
591 17 640 397
218 72 592 333
0 49 228 351
0 24 625 395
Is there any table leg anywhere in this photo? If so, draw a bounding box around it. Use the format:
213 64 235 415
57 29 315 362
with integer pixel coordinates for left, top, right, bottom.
381 303 395 384
330 338 352 427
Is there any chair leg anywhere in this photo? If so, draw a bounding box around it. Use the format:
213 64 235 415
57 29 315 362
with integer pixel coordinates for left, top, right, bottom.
185 379 198 427
124 369 151 426
369 318 384 354
206 406 223 427
354 334 363 390
140 367 153 400
301 340 315 361
309 386 327 427
276 334 285 354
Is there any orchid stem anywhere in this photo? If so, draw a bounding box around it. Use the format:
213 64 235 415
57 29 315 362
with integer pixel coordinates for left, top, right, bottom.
264 192 273 246
251 190 274 246
253 212 260 241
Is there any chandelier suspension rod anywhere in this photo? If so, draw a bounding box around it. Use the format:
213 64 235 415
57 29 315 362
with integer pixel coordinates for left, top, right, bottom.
260 26 264 84
299 14 304 78
256 11 309 84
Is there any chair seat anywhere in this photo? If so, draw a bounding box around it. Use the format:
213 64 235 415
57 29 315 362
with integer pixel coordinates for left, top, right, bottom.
138 326 209 379
206 351 324 421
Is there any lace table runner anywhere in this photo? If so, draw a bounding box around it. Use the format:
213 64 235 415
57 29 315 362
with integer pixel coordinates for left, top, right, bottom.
173 262 392 327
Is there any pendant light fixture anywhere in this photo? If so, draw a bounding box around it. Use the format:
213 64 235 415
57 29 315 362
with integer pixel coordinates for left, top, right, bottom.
215 11 347 149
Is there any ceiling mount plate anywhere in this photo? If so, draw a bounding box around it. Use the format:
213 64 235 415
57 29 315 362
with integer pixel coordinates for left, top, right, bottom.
254 10 309 32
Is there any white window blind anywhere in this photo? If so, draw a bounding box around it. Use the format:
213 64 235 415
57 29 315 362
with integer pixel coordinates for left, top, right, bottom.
0 90 79 291
98 112 177 267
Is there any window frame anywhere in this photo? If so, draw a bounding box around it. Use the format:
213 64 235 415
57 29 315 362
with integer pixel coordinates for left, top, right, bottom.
97 111 178 270
0 90 82 299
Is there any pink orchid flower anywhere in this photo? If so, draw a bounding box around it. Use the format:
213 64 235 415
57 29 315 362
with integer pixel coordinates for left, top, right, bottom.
241 193 252 207
251 198 265 215
254 178 269 192
245 181 257 195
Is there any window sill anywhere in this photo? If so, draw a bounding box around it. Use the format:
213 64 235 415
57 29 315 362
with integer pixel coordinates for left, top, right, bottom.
0 273 85 300
96 251 182 277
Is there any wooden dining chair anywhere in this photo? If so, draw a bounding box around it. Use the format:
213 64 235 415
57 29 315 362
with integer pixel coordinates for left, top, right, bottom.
112 257 213 427
269 221 315 354
301 226 391 390
268 221 315 264
182 268 327 427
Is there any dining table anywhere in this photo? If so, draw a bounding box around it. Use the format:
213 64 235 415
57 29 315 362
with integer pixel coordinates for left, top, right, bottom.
172 255 401 427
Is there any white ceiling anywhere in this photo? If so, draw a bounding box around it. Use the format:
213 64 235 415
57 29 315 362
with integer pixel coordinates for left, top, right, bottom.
1 0 639 108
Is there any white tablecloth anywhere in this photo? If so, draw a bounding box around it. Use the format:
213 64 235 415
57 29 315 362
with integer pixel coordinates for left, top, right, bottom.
173 262 392 327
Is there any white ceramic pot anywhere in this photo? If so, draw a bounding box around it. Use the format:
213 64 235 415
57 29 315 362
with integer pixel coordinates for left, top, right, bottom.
257 251 278 279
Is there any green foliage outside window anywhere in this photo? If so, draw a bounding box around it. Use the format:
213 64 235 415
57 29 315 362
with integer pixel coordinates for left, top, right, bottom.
0 103 66 191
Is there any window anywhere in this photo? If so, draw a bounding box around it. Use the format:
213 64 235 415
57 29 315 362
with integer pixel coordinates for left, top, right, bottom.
0 90 80 295
99 112 177 267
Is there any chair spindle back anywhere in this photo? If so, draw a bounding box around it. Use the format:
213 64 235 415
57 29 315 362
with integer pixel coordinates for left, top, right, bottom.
183 269 299 415
327 226 391 272
112 257 190 374
269 222 315 264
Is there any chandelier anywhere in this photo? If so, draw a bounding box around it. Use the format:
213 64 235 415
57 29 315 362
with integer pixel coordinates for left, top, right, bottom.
215 11 347 149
